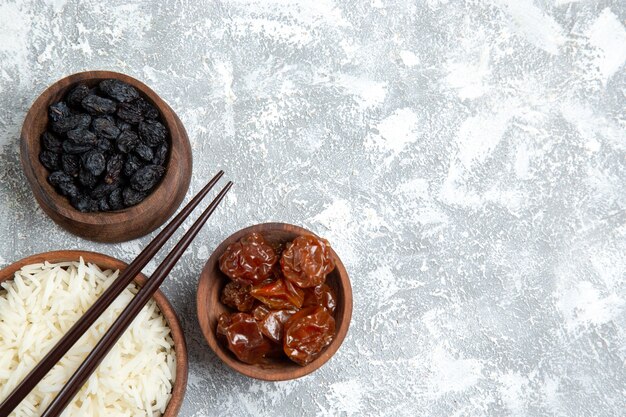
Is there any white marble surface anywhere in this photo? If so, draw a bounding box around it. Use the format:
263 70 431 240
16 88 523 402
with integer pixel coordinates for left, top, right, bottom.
0 0 625 416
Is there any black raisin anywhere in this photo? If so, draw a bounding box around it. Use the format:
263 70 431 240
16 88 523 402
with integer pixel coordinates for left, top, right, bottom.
134 143 153 162
81 95 117 115
130 165 165 192
61 154 80 176
123 154 143 177
99 114 116 123
41 131 62 153
116 119 132 132
104 154 124 184
91 182 120 199
51 114 91 134
92 117 120 140
51 118 74 134
108 188 124 210
75 114 92 130
67 129 97 146
96 138 112 152
123 187 148 207
66 84 90 107
78 168 98 188
62 140 93 154
116 101 143 124
49 102 71 123
48 171 73 186
136 98 158 119
71 194 97 212
152 142 169 166
116 130 139 153
138 120 167 146
99 79 139 103
97 197 110 211
82 150 106 176
39 150 60 171
57 181 80 198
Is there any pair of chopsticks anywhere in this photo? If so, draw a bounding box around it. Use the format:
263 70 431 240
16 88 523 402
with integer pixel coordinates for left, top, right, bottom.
0 170 232 417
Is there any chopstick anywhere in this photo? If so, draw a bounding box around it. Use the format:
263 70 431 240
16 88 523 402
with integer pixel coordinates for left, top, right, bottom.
41 180 233 417
0 170 227 417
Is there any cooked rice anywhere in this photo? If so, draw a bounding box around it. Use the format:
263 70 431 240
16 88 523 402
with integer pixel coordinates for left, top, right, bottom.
0 258 176 417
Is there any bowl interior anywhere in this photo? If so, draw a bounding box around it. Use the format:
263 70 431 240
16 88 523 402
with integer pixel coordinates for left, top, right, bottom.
0 250 188 417
197 223 352 381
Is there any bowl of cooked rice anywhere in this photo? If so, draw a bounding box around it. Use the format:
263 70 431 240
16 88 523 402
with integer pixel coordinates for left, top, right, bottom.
0 250 187 417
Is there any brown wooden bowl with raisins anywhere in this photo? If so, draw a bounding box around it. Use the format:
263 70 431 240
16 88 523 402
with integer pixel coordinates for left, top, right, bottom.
20 70 192 242
197 223 353 381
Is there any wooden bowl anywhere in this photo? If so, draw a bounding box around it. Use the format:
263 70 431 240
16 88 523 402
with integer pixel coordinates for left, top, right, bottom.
20 71 192 243
197 223 353 381
0 250 188 416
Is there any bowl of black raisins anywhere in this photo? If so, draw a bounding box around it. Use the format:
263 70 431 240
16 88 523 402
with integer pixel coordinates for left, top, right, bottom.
20 71 192 242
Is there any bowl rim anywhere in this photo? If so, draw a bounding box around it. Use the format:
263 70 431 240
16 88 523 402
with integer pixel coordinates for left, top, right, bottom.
196 222 353 381
0 250 188 417
20 70 192 242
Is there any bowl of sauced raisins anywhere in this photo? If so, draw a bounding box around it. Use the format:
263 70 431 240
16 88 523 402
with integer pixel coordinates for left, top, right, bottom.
20 71 192 242
197 223 353 381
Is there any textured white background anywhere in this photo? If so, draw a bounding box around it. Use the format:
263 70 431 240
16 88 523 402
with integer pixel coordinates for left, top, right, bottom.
0 0 625 416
